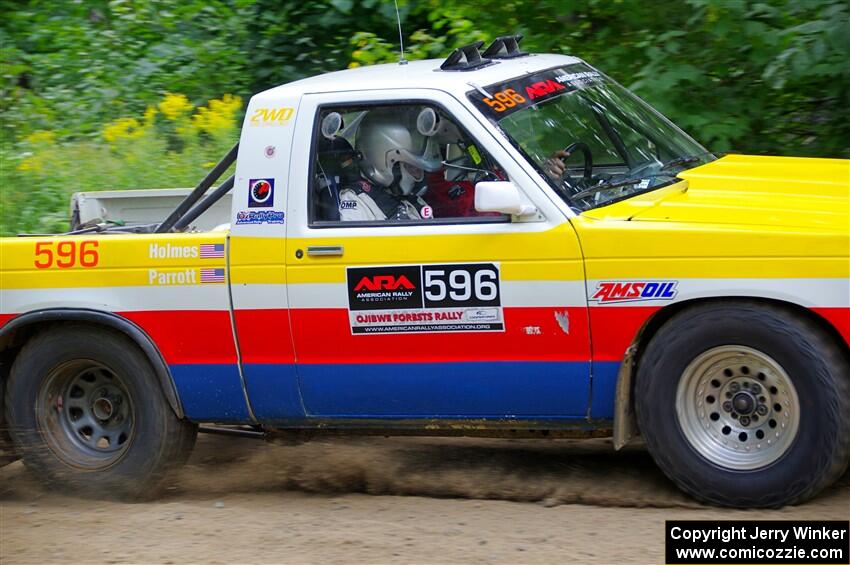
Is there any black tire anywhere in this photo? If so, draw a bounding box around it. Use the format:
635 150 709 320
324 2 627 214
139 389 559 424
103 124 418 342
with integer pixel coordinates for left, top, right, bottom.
0 372 19 466
635 301 850 508
5 324 197 499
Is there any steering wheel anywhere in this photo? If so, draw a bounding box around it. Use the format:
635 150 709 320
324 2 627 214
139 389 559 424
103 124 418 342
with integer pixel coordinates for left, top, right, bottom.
560 142 593 191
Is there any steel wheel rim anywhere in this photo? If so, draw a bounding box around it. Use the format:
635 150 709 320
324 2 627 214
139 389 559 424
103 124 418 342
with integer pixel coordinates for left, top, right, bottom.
676 345 800 471
37 360 135 470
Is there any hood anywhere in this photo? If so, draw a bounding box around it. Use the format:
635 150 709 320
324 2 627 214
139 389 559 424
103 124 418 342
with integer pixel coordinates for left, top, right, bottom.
583 154 849 233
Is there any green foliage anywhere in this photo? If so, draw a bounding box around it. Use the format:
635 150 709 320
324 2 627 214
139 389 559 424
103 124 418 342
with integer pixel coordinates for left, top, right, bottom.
0 93 239 235
1 0 848 235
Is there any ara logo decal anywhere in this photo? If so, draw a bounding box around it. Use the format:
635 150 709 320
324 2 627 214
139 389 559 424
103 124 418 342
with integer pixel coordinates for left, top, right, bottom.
525 79 566 100
347 265 422 310
354 275 416 292
248 178 274 207
249 107 294 127
591 281 678 303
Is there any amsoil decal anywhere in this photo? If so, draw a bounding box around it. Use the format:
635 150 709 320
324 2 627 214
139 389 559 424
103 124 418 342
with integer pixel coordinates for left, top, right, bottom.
347 263 503 334
590 281 678 304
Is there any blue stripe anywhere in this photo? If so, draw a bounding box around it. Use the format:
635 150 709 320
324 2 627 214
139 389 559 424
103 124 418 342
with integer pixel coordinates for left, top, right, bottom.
590 361 621 419
169 364 251 422
297 361 591 418
169 361 621 423
242 363 304 420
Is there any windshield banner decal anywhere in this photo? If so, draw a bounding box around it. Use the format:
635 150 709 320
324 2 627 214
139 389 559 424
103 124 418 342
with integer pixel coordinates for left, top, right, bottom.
469 64 603 119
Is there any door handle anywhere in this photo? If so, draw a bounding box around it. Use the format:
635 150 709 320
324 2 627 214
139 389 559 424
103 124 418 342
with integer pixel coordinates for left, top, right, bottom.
306 245 344 257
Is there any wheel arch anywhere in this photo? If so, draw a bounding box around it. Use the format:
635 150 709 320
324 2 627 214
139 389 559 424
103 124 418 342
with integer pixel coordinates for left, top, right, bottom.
612 296 849 449
0 308 184 419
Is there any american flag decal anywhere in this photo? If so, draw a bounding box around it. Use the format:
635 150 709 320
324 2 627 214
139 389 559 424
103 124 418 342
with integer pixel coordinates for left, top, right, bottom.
199 243 225 259
200 268 225 283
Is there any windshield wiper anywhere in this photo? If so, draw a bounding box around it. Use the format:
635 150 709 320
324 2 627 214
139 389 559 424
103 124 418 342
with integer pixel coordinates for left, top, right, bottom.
659 152 716 171
571 178 643 200
571 169 682 201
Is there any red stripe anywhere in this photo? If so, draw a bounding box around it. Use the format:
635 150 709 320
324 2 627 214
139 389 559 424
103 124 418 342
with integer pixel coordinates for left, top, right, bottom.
233 308 296 364
0 313 17 330
6 305 844 369
122 310 237 365
812 307 850 348
588 306 659 361
290 306 591 364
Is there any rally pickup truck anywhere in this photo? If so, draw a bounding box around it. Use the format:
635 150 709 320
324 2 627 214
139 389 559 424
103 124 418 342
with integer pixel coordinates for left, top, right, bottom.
1 38 848 508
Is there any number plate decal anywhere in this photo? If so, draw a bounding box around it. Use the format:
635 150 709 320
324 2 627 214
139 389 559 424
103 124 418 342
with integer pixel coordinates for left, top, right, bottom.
33 240 100 269
346 263 504 335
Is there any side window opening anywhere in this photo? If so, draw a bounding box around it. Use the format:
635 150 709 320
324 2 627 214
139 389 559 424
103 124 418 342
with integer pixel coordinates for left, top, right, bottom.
310 103 509 226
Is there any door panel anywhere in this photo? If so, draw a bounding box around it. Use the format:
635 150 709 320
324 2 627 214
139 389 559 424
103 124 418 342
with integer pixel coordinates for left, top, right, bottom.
286 90 591 419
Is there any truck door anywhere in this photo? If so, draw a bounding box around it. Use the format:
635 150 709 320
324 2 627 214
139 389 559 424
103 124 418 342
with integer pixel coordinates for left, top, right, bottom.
285 90 591 420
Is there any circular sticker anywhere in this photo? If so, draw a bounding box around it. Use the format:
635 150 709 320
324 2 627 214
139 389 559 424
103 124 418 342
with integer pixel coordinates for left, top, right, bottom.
251 179 273 204
421 205 433 219
264 145 276 158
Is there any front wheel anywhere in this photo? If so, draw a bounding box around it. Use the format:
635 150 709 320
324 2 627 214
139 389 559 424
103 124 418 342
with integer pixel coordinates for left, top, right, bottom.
5 325 197 499
636 302 850 507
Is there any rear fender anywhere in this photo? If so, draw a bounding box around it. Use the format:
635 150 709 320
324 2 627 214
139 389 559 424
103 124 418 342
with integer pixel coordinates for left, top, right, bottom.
0 308 184 418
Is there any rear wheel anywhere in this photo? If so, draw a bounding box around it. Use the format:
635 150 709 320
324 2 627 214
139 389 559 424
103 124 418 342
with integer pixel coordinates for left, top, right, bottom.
5 325 197 499
636 302 850 507
0 373 19 466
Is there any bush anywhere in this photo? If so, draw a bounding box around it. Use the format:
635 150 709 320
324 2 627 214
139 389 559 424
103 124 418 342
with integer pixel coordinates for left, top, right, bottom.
0 93 241 235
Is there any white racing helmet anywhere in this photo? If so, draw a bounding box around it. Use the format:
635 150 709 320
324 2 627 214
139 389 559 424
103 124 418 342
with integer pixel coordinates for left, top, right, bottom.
355 108 443 194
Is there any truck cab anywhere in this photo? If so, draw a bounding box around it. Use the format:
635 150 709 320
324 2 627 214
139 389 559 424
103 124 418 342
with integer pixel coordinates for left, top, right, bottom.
1 39 848 507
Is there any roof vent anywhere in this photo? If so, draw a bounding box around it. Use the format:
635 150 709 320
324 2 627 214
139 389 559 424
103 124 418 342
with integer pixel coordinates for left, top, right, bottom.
482 34 528 59
439 41 493 72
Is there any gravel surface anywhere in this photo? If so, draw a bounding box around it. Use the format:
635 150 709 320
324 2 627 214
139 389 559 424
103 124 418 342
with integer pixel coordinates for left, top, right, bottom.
1 435 847 564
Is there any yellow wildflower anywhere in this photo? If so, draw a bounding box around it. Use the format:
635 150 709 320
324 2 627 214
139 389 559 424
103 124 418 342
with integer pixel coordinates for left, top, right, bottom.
17 155 43 172
192 94 242 135
103 117 144 143
24 130 56 144
158 93 193 121
143 105 158 126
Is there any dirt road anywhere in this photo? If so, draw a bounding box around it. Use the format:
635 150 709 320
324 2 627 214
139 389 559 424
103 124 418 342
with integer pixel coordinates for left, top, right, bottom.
2 435 848 564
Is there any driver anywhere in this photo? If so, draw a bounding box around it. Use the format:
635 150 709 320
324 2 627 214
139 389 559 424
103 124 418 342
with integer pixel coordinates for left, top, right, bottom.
336 109 442 221
542 149 573 182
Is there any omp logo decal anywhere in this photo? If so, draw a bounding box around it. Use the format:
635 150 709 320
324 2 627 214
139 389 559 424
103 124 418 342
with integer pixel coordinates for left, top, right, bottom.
354 275 416 292
591 281 678 303
249 107 294 127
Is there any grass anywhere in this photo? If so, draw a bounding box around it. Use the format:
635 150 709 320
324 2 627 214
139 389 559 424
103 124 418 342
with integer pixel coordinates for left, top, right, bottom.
0 94 241 236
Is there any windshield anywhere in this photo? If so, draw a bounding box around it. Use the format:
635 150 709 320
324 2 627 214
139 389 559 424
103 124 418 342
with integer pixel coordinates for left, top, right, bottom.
468 64 715 211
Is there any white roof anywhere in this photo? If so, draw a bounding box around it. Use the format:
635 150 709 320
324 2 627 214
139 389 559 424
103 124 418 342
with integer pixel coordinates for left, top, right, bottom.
254 53 583 100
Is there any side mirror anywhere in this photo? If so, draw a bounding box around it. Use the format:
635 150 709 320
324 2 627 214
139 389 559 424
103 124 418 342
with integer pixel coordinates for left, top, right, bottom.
474 181 537 216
